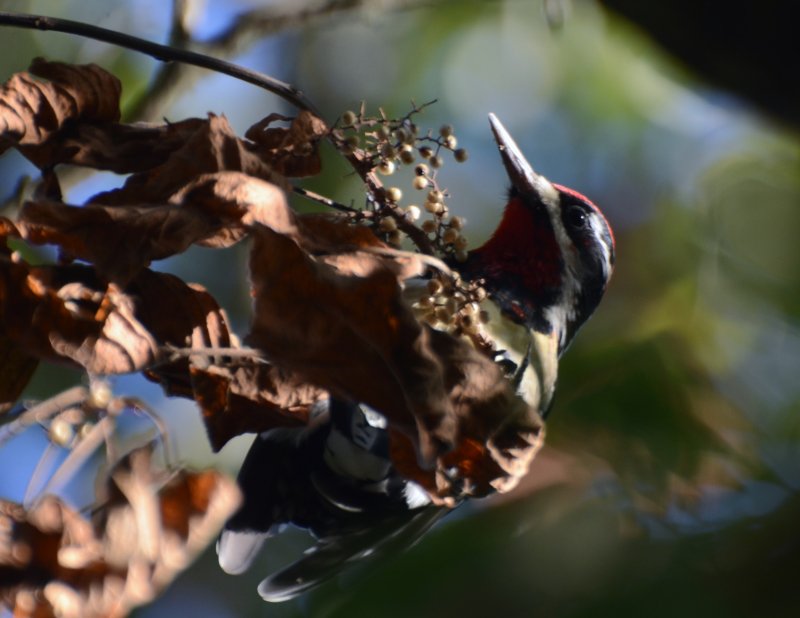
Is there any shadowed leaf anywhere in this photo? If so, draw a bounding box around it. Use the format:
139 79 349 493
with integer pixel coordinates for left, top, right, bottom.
0 58 121 167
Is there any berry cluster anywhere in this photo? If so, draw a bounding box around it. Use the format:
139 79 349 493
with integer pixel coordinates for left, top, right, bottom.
412 272 495 352
333 104 470 259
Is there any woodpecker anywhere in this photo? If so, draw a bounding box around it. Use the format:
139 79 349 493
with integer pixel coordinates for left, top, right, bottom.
217 114 615 601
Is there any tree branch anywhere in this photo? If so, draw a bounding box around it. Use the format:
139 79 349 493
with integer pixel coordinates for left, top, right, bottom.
0 10 321 117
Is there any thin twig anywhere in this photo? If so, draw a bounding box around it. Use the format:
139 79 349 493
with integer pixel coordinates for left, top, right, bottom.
359 245 451 275
161 344 269 363
0 7 441 255
0 11 320 116
0 386 89 447
292 186 360 214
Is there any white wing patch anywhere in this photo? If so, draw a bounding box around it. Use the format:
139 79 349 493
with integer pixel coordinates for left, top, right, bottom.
218 530 271 575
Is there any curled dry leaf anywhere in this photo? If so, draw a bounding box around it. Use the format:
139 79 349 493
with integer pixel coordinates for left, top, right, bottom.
0 222 38 411
173 171 295 249
245 110 328 177
388 328 545 501
0 256 235 377
0 260 158 374
18 199 226 285
92 114 289 206
0 447 240 618
37 118 209 174
190 364 325 451
247 225 458 465
18 172 290 283
0 58 121 167
0 334 38 415
130 268 237 391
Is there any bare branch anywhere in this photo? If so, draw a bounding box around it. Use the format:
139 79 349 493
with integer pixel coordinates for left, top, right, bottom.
0 10 321 116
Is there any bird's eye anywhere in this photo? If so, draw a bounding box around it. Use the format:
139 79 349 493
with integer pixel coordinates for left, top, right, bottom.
565 206 588 230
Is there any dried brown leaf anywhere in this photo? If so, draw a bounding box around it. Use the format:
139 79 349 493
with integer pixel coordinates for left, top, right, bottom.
245 110 328 177
92 114 289 206
190 364 325 451
388 328 545 501
37 118 209 173
171 171 295 248
131 270 234 359
18 172 289 283
0 58 121 167
0 260 158 374
18 200 222 284
0 259 234 377
247 226 454 464
0 448 240 618
0 334 38 414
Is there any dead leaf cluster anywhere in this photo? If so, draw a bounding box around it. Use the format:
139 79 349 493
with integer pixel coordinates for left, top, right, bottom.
0 446 240 618
0 59 543 511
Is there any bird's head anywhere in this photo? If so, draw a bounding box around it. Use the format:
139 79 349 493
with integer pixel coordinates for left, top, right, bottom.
460 114 615 356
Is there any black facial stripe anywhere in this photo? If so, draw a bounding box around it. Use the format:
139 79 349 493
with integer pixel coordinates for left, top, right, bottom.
558 196 612 265
554 193 614 352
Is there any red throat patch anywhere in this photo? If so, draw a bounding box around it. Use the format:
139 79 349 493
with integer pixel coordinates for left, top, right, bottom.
470 197 562 290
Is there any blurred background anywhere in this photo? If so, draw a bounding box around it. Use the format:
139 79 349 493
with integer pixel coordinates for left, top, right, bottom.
1 0 798 616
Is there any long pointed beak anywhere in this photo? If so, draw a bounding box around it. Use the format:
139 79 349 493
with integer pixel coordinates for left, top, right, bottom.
488 113 557 205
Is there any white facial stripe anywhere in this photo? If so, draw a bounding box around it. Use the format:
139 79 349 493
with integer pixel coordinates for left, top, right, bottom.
588 212 613 280
542 191 582 349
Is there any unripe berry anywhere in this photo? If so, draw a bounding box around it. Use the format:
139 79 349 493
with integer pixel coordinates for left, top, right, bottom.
78 421 95 440
444 135 457 149
394 128 408 143
419 146 433 159
427 189 443 203
415 163 429 176
88 380 112 408
376 125 391 140
449 216 464 230
386 187 402 202
430 155 443 169
423 313 439 327
413 176 428 190
399 146 415 165
49 417 74 447
439 124 454 137
378 160 396 175
379 216 397 232
464 302 480 316
455 235 469 250
459 313 476 331
407 205 421 221
427 278 443 294
455 148 469 162
425 200 443 214
442 228 459 244
435 306 452 323
342 110 357 126
422 219 438 234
